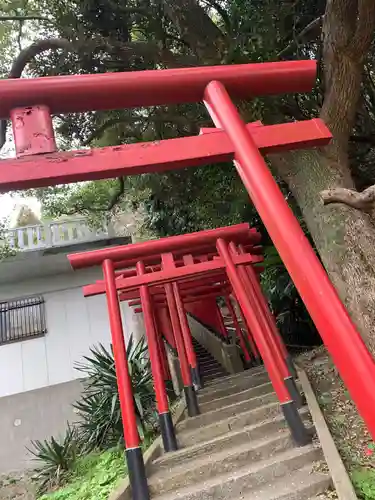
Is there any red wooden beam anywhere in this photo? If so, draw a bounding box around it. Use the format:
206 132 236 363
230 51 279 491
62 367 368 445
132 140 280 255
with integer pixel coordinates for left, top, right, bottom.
83 254 260 296
117 277 230 301
126 283 231 305
132 290 228 311
69 223 254 269
113 241 262 270
113 245 263 278
0 61 315 118
0 119 331 192
103 263 264 300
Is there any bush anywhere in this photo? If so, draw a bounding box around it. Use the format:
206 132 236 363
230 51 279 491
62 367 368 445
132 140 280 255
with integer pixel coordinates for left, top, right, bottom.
38 447 126 500
352 467 375 499
28 425 78 494
73 335 156 451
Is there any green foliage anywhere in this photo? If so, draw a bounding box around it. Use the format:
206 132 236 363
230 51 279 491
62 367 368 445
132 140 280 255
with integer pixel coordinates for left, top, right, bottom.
261 246 321 348
0 217 16 261
28 425 78 494
38 447 126 500
73 335 156 451
352 468 375 499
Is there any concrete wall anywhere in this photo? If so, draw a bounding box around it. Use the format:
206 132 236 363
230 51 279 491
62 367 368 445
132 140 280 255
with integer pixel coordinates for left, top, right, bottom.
188 315 243 375
0 379 83 472
0 267 146 473
0 269 145 398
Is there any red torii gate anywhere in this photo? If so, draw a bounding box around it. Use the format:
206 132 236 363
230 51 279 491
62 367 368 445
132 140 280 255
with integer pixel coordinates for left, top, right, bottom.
1 59 375 500
68 224 306 500
119 265 262 363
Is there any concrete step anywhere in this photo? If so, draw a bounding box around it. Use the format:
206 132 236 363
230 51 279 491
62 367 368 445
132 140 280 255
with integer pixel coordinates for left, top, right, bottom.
151 447 326 500
154 410 311 467
200 366 225 375
177 405 311 450
202 365 266 389
177 392 278 432
199 382 274 413
202 372 227 382
198 371 270 403
202 374 226 381
236 465 331 499
178 402 285 447
199 359 222 366
149 430 297 495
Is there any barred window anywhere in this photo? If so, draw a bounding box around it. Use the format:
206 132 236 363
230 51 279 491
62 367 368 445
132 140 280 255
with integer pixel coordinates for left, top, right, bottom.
0 296 47 345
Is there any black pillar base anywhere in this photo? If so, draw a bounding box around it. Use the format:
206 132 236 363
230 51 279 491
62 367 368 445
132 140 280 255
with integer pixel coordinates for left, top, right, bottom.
191 366 203 390
159 411 178 452
286 354 298 379
281 401 312 446
184 385 200 417
253 357 263 367
165 379 177 401
125 447 150 500
284 376 305 409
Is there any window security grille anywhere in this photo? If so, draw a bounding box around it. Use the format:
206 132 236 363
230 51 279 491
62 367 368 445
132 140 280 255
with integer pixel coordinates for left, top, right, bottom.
0 296 47 345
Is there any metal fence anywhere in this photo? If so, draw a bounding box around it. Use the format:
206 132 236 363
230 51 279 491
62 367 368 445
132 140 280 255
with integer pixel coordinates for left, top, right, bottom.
0 295 47 345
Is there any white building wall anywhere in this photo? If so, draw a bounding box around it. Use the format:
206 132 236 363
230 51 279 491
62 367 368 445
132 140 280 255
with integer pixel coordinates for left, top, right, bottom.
0 269 145 398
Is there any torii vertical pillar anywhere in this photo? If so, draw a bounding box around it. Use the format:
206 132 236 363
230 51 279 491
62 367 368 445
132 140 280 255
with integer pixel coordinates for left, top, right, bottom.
136 262 178 452
102 259 150 500
216 240 311 446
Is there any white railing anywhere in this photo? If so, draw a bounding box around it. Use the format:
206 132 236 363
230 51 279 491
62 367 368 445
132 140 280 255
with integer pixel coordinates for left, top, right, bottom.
6 218 114 251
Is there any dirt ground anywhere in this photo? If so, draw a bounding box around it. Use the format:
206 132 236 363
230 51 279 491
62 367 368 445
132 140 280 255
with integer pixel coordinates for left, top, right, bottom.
297 346 375 498
0 471 35 500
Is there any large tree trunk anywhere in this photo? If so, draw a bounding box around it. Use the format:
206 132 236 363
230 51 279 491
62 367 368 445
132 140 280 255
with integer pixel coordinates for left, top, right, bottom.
275 148 375 353
273 0 375 353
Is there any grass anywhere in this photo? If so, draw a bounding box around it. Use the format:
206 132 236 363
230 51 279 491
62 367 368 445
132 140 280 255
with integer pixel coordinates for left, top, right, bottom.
352 468 375 499
37 433 155 500
38 447 126 500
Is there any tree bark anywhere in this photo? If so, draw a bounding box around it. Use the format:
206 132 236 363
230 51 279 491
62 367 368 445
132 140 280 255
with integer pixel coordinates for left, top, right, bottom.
272 0 375 352
274 148 375 353
162 0 228 62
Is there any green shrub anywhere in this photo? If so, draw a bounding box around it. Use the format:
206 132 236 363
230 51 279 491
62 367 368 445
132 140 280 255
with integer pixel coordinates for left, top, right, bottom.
352 468 375 499
38 447 126 500
28 425 78 494
74 335 156 451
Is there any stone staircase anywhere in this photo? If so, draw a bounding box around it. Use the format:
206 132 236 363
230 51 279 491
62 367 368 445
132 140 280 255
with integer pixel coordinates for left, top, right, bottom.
147 367 332 499
192 337 229 385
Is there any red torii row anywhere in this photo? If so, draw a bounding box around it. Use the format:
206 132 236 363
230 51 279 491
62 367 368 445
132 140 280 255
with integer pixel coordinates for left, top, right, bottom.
1 59 375 500
68 223 307 500
80 224 264 367
91 241 264 364
129 283 259 366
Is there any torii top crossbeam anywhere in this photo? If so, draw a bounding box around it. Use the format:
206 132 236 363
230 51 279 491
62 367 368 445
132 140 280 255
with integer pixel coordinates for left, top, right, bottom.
68 223 258 269
0 60 315 118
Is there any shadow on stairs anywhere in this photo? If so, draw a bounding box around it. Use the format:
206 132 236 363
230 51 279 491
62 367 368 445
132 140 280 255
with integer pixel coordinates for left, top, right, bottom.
147 367 332 499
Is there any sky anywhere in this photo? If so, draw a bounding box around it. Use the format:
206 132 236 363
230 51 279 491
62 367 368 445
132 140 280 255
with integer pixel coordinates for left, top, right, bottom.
0 193 41 223
0 125 40 223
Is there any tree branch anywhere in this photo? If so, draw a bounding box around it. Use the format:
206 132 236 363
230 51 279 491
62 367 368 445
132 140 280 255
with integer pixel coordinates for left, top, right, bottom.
0 38 75 151
0 15 50 21
200 0 231 33
321 185 375 211
278 16 323 57
162 0 228 62
83 114 193 145
350 0 375 58
350 135 375 145
57 178 126 216
0 36 198 151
